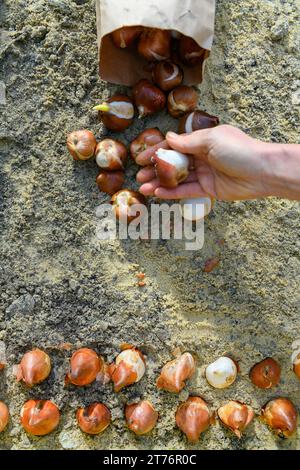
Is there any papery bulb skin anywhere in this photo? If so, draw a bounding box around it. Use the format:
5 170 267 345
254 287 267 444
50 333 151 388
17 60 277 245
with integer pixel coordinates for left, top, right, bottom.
250 358 281 389
218 401 254 438
180 197 213 221
95 139 127 171
132 80 166 117
203 256 220 273
262 398 298 438
152 61 183 92
93 95 134 131
156 352 195 393
125 400 158 435
138 29 171 62
0 402 9 433
293 353 300 379
67 130 97 161
111 190 147 222
205 357 237 389
179 36 205 66
178 111 219 134
20 400 60 436
153 148 189 188
16 348 51 387
176 397 212 442
130 128 164 162
96 171 125 195
167 86 198 118
65 348 103 386
109 346 146 392
76 403 111 435
111 26 143 48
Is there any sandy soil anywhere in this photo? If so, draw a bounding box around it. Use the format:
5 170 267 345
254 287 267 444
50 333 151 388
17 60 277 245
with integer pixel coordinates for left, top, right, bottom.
0 0 299 450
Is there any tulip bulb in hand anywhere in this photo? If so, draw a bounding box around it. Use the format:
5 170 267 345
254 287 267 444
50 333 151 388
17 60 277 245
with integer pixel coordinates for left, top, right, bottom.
130 128 164 163
153 148 189 188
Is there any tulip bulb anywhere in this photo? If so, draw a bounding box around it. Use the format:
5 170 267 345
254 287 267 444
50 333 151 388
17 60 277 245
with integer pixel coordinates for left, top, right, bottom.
262 398 298 438
132 80 166 118
16 348 51 387
111 26 143 48
218 401 254 438
153 148 189 188
138 29 171 62
67 130 97 161
0 401 9 433
125 400 158 435
176 397 212 442
156 352 195 393
178 110 219 134
205 357 237 389
65 348 103 386
152 61 183 92
179 36 205 66
168 86 198 118
93 95 134 131
250 357 281 389
20 400 60 436
180 197 213 221
293 353 300 379
76 403 111 435
130 128 164 162
96 171 124 195
111 189 146 222
95 139 127 171
109 345 146 392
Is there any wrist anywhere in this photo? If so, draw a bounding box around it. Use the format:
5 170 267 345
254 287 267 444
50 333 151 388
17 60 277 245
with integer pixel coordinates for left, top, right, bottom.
258 142 300 200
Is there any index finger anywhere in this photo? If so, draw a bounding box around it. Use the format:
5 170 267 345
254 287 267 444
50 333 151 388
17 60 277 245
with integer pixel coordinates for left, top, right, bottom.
135 140 170 166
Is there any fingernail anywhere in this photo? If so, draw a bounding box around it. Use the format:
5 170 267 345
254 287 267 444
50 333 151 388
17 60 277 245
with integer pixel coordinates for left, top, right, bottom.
166 131 178 139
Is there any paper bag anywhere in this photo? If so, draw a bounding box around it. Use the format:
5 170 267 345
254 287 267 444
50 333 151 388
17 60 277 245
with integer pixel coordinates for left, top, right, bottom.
96 0 215 86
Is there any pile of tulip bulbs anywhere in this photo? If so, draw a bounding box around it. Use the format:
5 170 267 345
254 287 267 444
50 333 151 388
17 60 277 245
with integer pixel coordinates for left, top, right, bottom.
67 27 220 222
0 348 299 439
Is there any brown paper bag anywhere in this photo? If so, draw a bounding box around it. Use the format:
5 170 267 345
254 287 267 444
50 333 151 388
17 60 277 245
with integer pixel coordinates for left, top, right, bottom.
96 0 215 86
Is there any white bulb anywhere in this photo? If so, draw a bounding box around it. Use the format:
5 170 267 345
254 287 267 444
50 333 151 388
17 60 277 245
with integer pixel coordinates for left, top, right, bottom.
180 197 212 221
205 357 237 389
156 148 189 171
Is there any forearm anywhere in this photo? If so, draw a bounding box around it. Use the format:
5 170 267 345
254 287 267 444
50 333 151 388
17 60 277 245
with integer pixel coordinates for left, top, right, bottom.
259 142 300 200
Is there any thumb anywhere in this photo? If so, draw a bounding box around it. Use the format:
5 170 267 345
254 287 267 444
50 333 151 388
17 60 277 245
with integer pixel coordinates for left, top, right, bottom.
166 130 212 160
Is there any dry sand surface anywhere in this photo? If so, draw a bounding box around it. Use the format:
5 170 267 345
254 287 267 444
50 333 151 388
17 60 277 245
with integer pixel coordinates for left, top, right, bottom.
0 0 300 450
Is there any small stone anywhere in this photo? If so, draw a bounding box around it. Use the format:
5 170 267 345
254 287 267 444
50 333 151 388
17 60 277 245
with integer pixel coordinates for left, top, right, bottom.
6 294 35 316
59 430 82 450
179 389 190 402
270 19 289 41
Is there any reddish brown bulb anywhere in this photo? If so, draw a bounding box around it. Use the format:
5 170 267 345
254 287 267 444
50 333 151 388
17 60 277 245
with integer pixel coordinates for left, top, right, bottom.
156 352 195 393
153 148 189 188
130 128 164 163
250 357 281 389
152 61 183 92
20 400 60 436
179 36 205 66
218 401 254 438
111 189 147 223
0 401 9 433
178 110 219 134
138 29 171 62
111 26 143 48
65 348 103 386
132 80 166 117
93 95 134 131
67 130 97 161
125 400 158 435
95 139 127 171
176 397 213 442
261 398 298 438
16 348 51 387
96 171 124 195
108 345 146 392
168 86 198 118
293 353 300 378
76 403 111 435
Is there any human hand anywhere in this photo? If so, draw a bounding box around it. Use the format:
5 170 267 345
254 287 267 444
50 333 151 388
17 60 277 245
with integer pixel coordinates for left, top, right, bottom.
136 125 270 201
